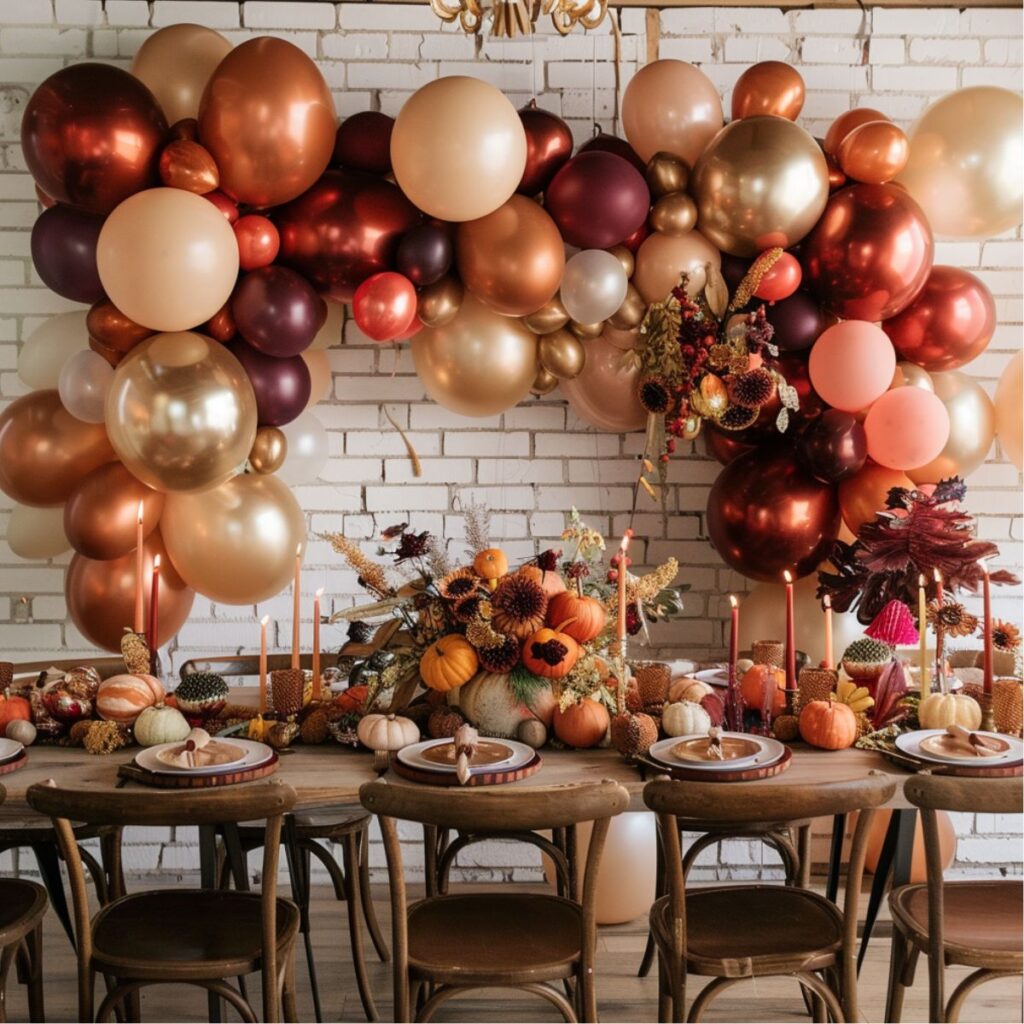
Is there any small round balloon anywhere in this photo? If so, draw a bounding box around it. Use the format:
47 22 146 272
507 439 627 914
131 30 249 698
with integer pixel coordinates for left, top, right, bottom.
538 329 586 381
824 108 889 156
228 340 311 427
234 215 280 271
809 321 896 413
248 426 288 475
30 205 106 304
58 349 114 424
837 121 909 185
763 291 825 352
517 102 573 196
559 250 629 326
754 252 802 302
8 503 69 560
560 334 647 432
863 387 951 471
994 351 1023 471
233 266 326 357
333 111 394 175
396 223 453 287
353 272 418 343
731 62 805 121
18 311 89 389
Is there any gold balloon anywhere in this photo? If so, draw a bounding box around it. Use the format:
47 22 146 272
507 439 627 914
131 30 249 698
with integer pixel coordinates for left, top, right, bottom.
522 297 570 335
570 321 604 340
649 192 698 236
249 426 288 474
608 245 635 280
645 151 689 197
105 332 258 493
908 370 995 484
633 230 721 305
162 473 307 604
417 276 463 328
539 329 586 380
691 117 830 258
411 294 538 418
892 362 934 392
608 285 646 330
531 367 560 396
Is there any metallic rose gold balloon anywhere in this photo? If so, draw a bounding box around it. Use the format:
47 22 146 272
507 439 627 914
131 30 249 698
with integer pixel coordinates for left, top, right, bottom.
570 321 604 340
823 108 889 157
825 150 847 191
645 152 689 197
204 303 237 343
64 461 165 560
169 118 200 142
531 366 560 396
838 462 914 535
517 101 573 196
608 245 634 279
249 426 288 474
608 284 646 330
649 192 698 236
0 391 114 507
731 62 805 122
87 300 154 357
692 117 830 258
633 230 721 305
521 297 569 335
837 121 909 185
417 276 464 328
158 140 219 194
561 334 647 432
198 37 335 208
66 529 194 652
539 329 586 380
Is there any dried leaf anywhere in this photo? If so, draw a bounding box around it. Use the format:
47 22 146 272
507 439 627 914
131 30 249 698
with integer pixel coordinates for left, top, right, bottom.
704 263 729 318
639 476 659 502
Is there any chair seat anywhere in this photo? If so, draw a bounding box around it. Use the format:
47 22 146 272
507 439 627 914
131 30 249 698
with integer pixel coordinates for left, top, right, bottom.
407 893 582 985
651 885 843 978
236 803 370 842
91 889 300 979
0 878 47 946
890 881 1024 969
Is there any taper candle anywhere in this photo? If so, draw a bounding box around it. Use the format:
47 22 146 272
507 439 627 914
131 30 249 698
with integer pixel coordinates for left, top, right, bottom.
291 543 302 669
918 574 929 690
148 554 160 675
933 568 944 690
134 500 145 633
259 614 269 714
728 595 740 730
312 587 323 701
979 559 993 694
783 571 796 690
823 594 834 670
616 530 632 643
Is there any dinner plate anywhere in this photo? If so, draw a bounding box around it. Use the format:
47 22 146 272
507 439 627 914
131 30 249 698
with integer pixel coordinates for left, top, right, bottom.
397 737 534 774
895 730 1023 766
0 738 24 763
135 739 274 776
648 733 783 771
693 667 730 689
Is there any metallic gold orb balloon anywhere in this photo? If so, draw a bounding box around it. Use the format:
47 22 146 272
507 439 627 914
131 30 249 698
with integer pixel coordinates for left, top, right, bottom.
608 285 646 330
105 332 258 493
691 116 830 258
522 297 570 335
893 362 934 392
531 366 560 396
417 276 463 328
539 329 586 380
645 151 689 197
608 245 635 280
249 426 288 474
570 320 604 340
650 192 698 236
411 294 538 418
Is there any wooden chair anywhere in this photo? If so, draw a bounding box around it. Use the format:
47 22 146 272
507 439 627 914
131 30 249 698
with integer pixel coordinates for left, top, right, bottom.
643 772 896 1023
886 774 1023 1024
361 777 630 1023
26 779 301 1023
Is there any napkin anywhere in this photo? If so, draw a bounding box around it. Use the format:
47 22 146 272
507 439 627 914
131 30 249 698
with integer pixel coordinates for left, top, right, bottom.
454 723 479 785
155 728 244 769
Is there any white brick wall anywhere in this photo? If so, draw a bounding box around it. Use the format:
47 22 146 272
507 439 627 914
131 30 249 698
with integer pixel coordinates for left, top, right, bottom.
0 1 1021 882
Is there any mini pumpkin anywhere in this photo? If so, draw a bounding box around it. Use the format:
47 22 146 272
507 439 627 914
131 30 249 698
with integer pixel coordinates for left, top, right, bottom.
521 621 579 679
740 665 787 716
918 692 982 731
662 700 712 738
133 704 191 747
357 713 420 752
473 548 509 585
552 698 609 749
0 692 31 732
547 591 607 643
518 564 567 597
5 719 36 746
668 677 712 704
96 674 164 724
798 699 857 750
420 635 479 692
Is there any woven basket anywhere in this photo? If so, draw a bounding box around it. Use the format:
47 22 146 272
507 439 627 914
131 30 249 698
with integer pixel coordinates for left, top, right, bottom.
798 667 837 710
270 668 306 716
993 679 1023 737
753 640 785 668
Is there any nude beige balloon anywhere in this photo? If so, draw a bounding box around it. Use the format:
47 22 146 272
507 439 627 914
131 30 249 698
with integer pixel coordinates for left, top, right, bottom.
633 230 721 305
97 188 239 332
105 332 257 494
7 503 69 560
411 294 538 418
391 77 527 222
131 24 232 124
162 473 306 604
302 348 331 408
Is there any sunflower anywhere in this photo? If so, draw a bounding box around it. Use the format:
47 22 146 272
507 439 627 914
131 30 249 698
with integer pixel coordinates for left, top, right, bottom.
453 593 485 623
438 567 478 601
927 600 979 638
988 619 1022 653
491 572 548 639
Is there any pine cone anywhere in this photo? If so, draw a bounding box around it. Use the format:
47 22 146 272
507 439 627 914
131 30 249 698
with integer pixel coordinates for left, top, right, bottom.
300 708 329 745
772 714 799 742
120 629 151 674
634 662 671 707
610 711 658 758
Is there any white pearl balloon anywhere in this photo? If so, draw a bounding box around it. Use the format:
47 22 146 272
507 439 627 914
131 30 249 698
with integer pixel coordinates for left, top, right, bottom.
279 411 329 485
559 249 629 326
58 349 114 424
7 502 70 560
18 311 89 389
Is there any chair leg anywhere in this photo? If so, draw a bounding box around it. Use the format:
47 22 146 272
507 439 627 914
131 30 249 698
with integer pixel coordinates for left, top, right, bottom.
796 823 812 889
927 942 946 1023
687 977 740 1023
945 968 1018 1024
282 948 299 1023
100 828 126 902
23 926 44 1024
885 929 910 1023
638 832 665 978
657 953 672 1024
282 821 321 1024
358 829 390 962
31 841 76 949
343 832 379 1021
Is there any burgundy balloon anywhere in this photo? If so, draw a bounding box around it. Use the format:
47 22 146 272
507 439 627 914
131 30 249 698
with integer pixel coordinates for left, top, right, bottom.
706 444 841 582
719 254 752 295
275 169 420 302
21 63 166 215
797 409 867 484
731 352 826 444
704 428 756 466
333 111 394 175
229 340 311 427
232 266 327 358
30 204 105 303
801 183 934 321
545 151 650 249
396 222 453 287
764 290 827 352
517 103 574 196
577 132 647 175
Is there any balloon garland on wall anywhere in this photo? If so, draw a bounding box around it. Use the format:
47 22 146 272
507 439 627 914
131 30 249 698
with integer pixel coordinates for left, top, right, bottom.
5 26 1023 650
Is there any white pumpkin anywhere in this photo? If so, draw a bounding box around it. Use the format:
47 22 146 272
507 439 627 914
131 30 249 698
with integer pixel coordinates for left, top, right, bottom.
668 677 712 704
5 719 36 746
662 700 712 738
448 672 555 737
357 713 419 752
918 692 982 731
133 704 191 747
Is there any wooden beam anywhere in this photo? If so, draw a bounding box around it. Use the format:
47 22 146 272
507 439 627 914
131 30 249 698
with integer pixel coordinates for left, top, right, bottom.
235 0 1020 7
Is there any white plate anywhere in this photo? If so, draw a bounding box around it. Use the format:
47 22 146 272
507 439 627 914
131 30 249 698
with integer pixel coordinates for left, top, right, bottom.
0 737 24 763
693 667 730 688
397 737 534 774
895 729 1023 766
648 733 783 771
135 739 273 776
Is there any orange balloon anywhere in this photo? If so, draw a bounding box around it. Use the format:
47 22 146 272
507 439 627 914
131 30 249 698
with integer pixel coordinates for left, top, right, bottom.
0 391 114 507
64 462 165 561
158 139 219 194
837 461 914 535
823 108 889 157
87 299 153 357
731 61 805 121
863 808 956 883
65 529 194 652
456 195 565 317
837 121 909 185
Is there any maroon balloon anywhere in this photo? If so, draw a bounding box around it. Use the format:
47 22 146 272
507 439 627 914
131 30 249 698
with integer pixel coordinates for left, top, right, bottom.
396 222 453 287
720 254 752 295
228 340 311 427
730 352 826 445
801 183 934 321
764 290 827 352
21 63 166 215
545 151 650 250
707 444 841 582
232 266 327 358
275 169 420 301
882 265 996 372
517 102 573 196
30 204 105 303
333 111 394 175
578 132 646 175
797 409 867 484
704 428 756 466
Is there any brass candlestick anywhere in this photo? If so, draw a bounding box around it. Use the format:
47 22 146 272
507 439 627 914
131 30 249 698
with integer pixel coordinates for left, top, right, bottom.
979 692 996 733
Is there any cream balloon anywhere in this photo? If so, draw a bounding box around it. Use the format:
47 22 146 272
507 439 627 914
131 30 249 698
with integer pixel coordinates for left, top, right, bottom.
411 294 538 417
58 349 113 424
633 230 721 305
162 473 307 605
7 503 69 560
279 412 329 485
309 299 344 350
302 348 332 409
559 250 629 325
18 311 89 389
96 188 239 332
893 362 934 392
994 351 1023 470
105 332 257 493
391 77 527 223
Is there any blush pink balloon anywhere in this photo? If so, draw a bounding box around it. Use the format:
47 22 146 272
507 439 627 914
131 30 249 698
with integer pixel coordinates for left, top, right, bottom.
560 335 647 432
808 320 896 413
863 386 950 471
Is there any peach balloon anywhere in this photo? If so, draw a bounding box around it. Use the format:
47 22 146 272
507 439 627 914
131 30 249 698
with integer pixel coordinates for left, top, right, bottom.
864 387 950 471
994 351 1023 470
808 321 896 413
837 121 910 185
823 108 889 156
731 61 805 122
633 230 721 305
560 334 647 432
838 462 915 534
302 348 332 408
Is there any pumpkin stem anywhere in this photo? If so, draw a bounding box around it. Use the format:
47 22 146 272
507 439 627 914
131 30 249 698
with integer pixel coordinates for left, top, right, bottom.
554 617 578 632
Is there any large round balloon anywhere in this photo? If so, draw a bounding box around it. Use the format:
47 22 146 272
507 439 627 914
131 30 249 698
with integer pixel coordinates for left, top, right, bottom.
801 183 934 321
633 230 721 305
229 339 312 427
105 332 257 493
411 294 537 418
838 461 915 535
130 23 232 124
731 61 805 122
707 445 841 582
0 391 114 506
58 349 113 424
162 473 307 605
66 529 194 651
764 290 826 352
333 111 394 175
7 503 69 561
704 428 756 466
808 320 896 413
883 266 996 373
621 59 723 166
198 37 335 208
518 103 573 196
97 188 239 332
798 410 867 484
994 351 1023 471
560 334 647 432
391 76 527 223
691 117 830 257
863 387 950 471
456 195 565 317
30 205 105 303
21 63 167 215
232 266 326 358
900 87 1023 239
275 169 420 302
18 311 89 389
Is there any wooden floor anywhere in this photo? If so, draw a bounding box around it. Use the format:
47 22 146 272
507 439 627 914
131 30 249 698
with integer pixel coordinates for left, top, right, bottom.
7 881 1022 1023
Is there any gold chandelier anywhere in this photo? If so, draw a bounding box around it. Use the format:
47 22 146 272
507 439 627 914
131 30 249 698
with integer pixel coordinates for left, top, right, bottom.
430 0 608 38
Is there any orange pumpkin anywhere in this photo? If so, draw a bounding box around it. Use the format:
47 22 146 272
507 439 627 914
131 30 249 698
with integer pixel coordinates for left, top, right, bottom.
547 591 607 643
0 692 31 732
95 673 164 724
334 685 369 713
420 635 479 692
519 564 566 597
740 665 787 715
798 699 857 750
473 548 508 582
522 621 580 679
552 698 610 748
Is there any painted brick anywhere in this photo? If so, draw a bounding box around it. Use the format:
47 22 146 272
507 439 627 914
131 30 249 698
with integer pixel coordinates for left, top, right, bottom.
243 1 337 29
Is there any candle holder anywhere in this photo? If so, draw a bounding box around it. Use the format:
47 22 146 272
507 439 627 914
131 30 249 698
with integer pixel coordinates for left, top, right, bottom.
978 692 996 733
270 668 306 716
752 640 785 668
797 667 837 711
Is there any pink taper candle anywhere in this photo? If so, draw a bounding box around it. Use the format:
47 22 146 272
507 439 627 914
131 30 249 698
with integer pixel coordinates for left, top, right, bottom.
312 587 323 701
979 560 993 694
259 614 269 714
783 570 796 690
134 500 145 633
148 555 160 667
616 531 632 643
823 594 834 670
291 544 302 670
933 568 944 688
